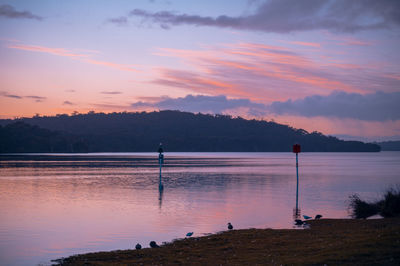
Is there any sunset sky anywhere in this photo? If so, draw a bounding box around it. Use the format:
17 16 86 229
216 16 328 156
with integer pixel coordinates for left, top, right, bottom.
0 0 399 140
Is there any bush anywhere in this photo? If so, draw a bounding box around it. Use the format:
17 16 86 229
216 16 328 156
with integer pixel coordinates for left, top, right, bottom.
349 186 400 219
379 187 400 217
348 194 380 219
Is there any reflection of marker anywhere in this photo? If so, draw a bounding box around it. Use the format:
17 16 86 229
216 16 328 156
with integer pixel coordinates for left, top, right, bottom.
158 185 163 209
158 143 164 190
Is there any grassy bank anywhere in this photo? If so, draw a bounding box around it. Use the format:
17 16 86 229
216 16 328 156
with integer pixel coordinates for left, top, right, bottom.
56 218 400 265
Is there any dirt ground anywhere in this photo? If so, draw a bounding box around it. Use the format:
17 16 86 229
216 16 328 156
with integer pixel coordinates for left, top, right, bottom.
55 218 400 265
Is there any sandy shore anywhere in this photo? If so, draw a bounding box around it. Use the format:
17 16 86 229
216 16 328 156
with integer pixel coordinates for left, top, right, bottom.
55 218 400 265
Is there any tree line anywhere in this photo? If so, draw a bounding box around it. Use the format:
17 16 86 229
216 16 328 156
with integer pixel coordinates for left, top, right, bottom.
0 110 380 153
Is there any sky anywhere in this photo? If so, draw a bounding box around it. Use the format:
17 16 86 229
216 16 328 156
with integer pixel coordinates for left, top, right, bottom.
0 0 399 140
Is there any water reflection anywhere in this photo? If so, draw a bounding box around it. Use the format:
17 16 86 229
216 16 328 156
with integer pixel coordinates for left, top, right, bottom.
158 186 164 209
293 207 301 220
0 152 399 265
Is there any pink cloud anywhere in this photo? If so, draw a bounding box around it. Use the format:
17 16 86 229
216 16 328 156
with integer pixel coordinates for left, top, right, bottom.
8 44 88 57
8 43 140 73
290 41 321 48
384 73 400 81
83 58 139 73
339 36 373 47
153 68 253 99
323 32 373 47
152 42 382 102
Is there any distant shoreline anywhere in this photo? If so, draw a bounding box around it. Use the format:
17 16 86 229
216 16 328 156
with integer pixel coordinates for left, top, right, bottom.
3 150 396 155
55 218 400 265
0 111 381 152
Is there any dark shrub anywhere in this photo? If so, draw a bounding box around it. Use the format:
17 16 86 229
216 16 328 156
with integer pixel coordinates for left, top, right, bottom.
380 187 400 217
348 186 400 219
348 194 379 219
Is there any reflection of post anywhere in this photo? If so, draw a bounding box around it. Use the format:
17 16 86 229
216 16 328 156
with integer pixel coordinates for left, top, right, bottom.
293 144 301 219
158 185 164 209
158 143 164 191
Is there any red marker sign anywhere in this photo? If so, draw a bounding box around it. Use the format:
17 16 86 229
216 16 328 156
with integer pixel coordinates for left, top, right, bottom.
293 144 301 154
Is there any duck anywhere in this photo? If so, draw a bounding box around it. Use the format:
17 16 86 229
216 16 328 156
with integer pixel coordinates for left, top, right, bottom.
303 215 312 220
227 222 233 230
149 241 160 248
315 214 323 220
186 232 194 237
135 243 142 250
294 219 304 225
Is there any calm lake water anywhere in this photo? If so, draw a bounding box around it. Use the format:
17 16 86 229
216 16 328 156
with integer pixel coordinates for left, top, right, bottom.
0 152 399 265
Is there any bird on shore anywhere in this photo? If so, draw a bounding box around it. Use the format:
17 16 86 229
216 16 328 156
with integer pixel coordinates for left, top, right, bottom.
227 222 233 230
186 232 193 237
315 214 323 220
294 219 304 225
149 241 159 248
303 215 312 220
135 243 142 250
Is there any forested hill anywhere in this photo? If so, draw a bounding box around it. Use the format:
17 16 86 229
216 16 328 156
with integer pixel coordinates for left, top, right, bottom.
0 111 380 152
376 141 400 151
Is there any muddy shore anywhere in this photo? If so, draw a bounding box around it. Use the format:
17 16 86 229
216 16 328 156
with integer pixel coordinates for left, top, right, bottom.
56 218 400 265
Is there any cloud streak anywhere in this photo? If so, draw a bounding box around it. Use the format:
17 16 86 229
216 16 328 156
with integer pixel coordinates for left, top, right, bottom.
107 16 128 26
25 95 46 102
0 91 23 99
287 41 321 48
0 91 46 102
8 44 87 57
128 0 400 33
8 43 140 73
0 4 42 20
101 91 123 95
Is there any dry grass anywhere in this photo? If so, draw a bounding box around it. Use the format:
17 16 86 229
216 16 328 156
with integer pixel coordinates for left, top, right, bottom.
56 218 400 265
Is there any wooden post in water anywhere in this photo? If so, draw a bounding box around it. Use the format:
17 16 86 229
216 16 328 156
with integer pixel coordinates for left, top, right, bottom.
293 144 301 218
